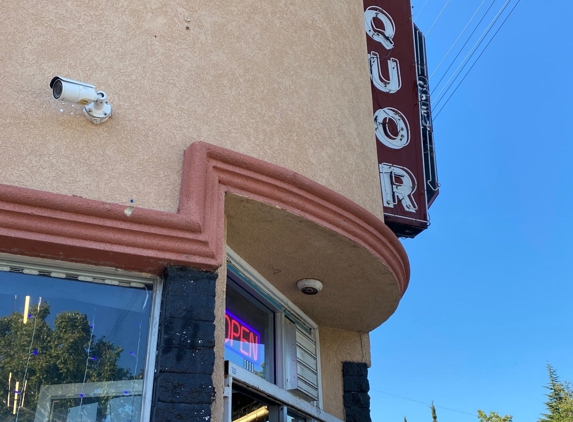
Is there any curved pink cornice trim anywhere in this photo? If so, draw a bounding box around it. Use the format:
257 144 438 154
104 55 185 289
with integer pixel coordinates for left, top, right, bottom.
0 142 409 294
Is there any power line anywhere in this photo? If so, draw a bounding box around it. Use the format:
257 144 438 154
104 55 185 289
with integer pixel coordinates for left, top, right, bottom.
426 0 451 36
431 0 498 89
432 0 513 108
107 289 139 342
433 0 522 120
430 0 489 80
370 387 476 417
414 0 432 20
432 0 512 108
371 390 476 417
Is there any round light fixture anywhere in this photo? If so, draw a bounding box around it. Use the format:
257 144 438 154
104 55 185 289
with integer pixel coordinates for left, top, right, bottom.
296 279 323 295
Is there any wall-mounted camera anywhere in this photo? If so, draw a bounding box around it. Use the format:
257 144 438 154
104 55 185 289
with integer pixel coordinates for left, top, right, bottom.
50 76 112 124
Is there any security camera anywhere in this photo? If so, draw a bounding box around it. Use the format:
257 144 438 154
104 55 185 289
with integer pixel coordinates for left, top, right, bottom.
296 279 323 295
50 76 112 124
50 77 97 104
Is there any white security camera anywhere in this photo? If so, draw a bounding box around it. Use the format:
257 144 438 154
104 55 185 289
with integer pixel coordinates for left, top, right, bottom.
50 76 112 124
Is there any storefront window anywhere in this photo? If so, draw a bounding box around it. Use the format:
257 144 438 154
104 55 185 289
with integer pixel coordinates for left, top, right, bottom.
223 249 341 422
0 259 155 422
230 388 270 422
228 385 308 422
225 278 273 381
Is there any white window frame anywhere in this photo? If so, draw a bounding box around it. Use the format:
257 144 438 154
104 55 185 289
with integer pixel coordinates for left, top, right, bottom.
0 252 162 422
225 248 341 422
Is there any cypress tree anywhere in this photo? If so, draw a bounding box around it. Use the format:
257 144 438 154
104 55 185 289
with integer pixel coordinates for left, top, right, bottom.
539 363 573 422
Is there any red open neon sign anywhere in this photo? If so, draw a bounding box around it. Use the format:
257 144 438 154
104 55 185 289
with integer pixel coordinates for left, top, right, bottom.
224 310 261 364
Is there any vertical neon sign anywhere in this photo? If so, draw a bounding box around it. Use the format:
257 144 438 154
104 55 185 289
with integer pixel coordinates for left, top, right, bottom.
364 0 438 237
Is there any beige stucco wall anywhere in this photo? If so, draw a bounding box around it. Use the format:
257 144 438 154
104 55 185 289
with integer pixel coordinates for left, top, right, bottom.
0 0 384 220
319 327 371 420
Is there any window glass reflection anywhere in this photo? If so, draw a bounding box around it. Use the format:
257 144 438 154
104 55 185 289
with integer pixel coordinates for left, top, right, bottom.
231 389 269 422
225 281 272 380
0 271 151 422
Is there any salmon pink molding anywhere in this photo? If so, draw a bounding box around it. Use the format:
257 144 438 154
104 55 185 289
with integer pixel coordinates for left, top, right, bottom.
0 142 409 294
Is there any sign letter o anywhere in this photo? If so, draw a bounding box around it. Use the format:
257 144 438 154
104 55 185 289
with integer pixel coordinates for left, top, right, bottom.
374 107 410 150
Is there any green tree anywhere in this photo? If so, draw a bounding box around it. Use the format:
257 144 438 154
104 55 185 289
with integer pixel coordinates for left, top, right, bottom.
401 402 438 422
477 410 513 422
539 363 573 422
0 303 53 419
0 303 130 422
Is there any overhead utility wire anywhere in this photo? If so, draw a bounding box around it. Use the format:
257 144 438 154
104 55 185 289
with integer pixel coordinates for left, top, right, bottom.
429 0 489 80
433 0 522 120
431 0 498 89
432 0 513 108
107 290 139 342
414 0 432 20
425 0 451 36
370 388 476 417
432 0 511 107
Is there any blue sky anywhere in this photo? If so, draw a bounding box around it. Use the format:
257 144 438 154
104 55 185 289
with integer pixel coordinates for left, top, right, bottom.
370 0 573 421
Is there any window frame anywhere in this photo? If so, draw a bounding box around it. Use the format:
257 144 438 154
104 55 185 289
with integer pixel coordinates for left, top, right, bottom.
0 252 161 422
226 274 276 383
225 248 341 422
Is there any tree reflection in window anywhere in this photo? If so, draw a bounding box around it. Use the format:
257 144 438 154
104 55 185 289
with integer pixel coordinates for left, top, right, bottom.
0 271 151 422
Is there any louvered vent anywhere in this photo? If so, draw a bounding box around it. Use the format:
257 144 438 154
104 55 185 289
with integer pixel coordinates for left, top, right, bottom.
295 324 319 401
